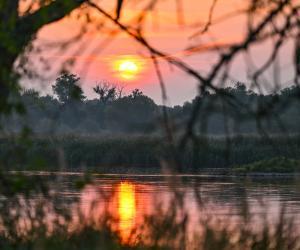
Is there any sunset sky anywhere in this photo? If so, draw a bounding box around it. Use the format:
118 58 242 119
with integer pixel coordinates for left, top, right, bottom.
23 0 295 105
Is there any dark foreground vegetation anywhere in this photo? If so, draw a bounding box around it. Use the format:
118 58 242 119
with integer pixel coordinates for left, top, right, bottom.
1 135 299 172
0 213 298 250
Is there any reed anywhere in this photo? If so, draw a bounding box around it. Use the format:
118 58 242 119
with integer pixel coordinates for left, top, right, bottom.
0 135 299 172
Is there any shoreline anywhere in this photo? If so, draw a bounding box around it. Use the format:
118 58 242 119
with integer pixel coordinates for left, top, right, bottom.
8 169 300 178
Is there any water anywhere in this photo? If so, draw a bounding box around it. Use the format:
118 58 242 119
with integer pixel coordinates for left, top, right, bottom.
4 172 300 244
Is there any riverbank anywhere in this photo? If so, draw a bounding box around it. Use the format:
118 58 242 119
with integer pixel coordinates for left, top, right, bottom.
8 169 300 179
233 157 300 174
0 135 299 172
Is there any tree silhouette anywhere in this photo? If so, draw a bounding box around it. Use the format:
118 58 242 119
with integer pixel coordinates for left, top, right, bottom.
130 89 143 99
93 82 122 105
52 73 85 104
0 1 86 113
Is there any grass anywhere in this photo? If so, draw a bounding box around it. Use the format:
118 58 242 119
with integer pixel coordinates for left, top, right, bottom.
233 157 300 174
0 192 298 250
0 134 299 172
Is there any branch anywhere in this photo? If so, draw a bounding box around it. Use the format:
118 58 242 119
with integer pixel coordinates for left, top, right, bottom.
17 0 86 36
190 0 218 38
87 1 210 87
207 0 291 83
179 1 292 151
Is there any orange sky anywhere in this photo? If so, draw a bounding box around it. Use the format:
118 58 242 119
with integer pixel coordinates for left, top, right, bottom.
23 0 295 105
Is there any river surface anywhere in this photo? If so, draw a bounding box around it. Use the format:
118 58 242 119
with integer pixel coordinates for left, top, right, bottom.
5 172 300 243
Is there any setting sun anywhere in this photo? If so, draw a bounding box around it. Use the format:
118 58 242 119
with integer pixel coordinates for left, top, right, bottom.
113 56 144 81
119 61 138 79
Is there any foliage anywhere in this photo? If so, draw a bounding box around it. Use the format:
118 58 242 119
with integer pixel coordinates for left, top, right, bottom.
93 82 121 105
233 157 300 174
52 73 86 104
2 81 300 135
0 0 85 115
0 135 299 172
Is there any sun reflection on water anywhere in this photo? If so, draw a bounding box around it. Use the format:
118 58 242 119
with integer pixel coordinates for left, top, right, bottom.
117 182 136 243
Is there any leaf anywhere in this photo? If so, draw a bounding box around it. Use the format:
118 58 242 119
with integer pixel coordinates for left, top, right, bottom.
116 0 123 20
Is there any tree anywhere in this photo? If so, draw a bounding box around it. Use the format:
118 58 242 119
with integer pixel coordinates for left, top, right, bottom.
52 73 85 104
105 90 158 132
0 0 86 113
93 82 122 105
21 89 40 99
20 89 41 109
235 82 247 93
130 89 143 99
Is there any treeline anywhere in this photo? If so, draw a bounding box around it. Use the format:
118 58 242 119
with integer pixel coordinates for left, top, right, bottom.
1 73 300 135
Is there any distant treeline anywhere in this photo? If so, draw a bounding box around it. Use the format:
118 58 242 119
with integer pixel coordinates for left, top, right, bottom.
1 135 299 171
1 73 300 135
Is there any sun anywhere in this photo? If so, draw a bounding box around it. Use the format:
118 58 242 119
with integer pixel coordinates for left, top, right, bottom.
113 56 144 81
118 60 138 80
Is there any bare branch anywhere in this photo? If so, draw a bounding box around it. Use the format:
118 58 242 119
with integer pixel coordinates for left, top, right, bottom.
189 0 218 38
